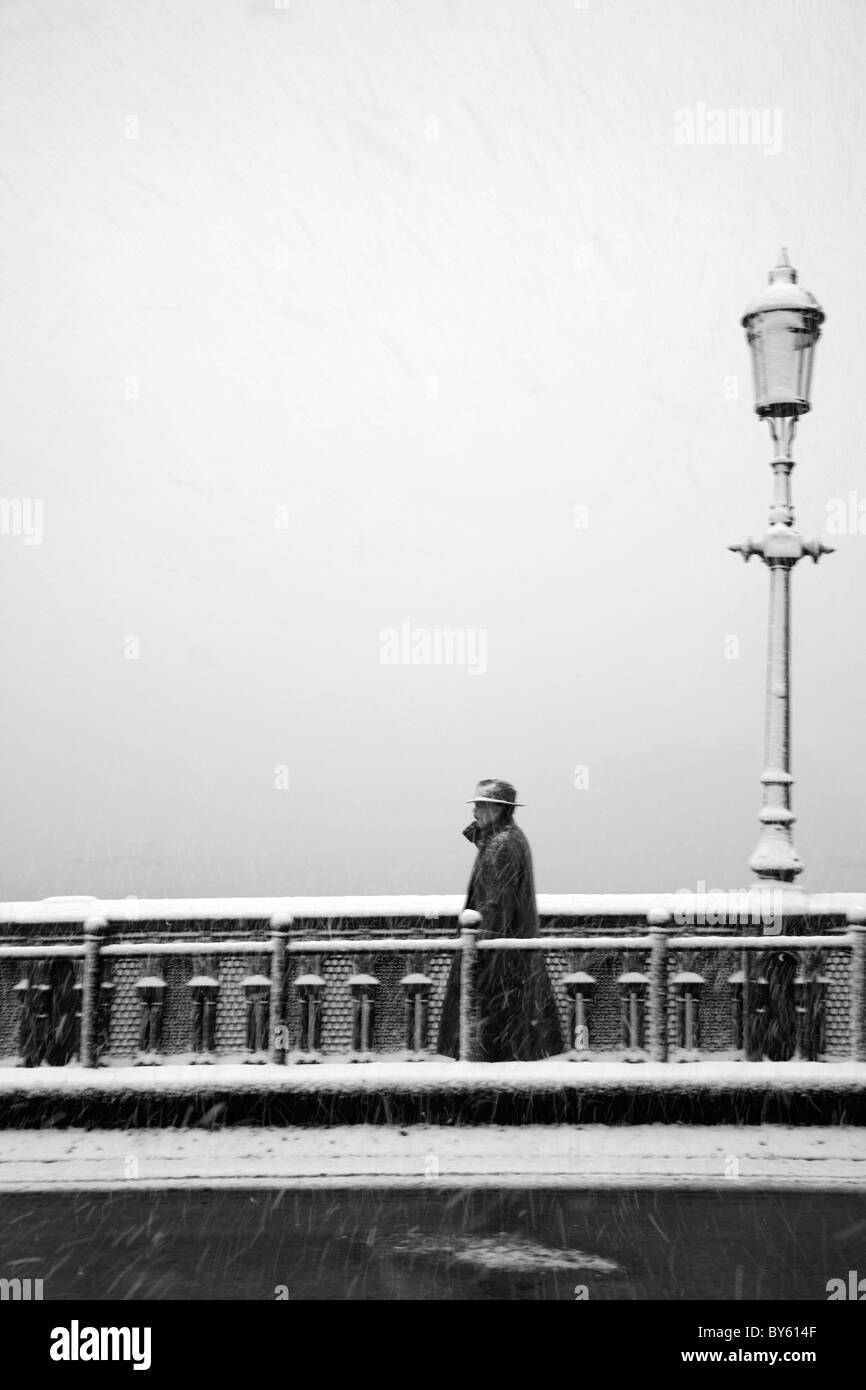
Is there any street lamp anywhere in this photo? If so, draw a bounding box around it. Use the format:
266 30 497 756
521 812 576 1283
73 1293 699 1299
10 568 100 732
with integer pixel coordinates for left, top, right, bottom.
730 250 832 885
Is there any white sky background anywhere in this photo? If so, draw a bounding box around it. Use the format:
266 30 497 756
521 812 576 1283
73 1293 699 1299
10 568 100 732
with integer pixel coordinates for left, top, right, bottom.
1 0 864 901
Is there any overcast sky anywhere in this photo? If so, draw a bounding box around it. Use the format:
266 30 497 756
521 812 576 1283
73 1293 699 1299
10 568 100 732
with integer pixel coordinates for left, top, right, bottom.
1 0 864 902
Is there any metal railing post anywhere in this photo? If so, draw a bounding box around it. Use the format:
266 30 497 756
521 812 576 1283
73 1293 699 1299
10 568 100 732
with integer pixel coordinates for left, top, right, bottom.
745 947 771 1062
648 910 672 1062
458 909 482 1062
741 946 755 1059
270 913 291 1065
81 916 107 1067
848 910 866 1062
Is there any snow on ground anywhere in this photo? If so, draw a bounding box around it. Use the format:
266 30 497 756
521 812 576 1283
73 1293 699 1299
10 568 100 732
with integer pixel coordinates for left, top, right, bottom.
1 1124 864 1191
0 1059 864 1095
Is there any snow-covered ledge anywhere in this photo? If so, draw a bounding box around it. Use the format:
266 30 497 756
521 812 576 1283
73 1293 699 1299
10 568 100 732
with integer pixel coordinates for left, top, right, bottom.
0 889 864 926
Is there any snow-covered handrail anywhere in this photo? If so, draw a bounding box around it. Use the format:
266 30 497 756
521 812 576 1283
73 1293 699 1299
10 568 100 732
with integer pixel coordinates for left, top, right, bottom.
0 934 853 958
668 934 853 951
98 940 273 957
0 944 86 958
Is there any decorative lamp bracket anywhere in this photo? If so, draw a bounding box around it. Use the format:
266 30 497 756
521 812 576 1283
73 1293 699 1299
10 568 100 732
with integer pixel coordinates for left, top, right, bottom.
728 538 764 563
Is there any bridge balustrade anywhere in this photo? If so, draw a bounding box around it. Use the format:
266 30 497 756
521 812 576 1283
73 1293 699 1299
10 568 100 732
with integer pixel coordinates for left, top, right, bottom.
0 906 864 1067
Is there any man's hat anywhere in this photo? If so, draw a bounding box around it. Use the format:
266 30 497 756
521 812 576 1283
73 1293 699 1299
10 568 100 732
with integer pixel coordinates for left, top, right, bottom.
466 779 524 806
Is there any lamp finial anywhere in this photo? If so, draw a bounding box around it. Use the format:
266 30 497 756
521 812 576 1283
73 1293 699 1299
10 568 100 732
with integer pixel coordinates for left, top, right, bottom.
770 248 796 285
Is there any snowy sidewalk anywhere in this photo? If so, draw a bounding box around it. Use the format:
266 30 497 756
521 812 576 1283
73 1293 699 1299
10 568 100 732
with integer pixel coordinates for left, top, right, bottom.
1 1124 865 1191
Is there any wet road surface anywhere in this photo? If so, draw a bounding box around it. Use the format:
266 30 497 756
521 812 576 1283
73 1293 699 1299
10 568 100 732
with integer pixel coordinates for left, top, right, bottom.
1 1187 863 1300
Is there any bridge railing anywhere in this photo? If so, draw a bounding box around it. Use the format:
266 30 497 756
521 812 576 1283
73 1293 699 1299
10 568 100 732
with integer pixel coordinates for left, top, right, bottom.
1 908 864 1065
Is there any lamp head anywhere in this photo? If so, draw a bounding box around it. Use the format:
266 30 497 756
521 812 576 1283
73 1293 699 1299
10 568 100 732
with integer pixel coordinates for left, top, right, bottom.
742 249 824 419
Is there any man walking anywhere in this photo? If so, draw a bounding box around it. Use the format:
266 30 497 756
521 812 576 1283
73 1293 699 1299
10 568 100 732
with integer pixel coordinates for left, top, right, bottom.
436 780 563 1061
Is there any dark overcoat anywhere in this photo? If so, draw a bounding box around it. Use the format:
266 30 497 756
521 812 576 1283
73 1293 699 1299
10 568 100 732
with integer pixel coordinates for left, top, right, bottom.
436 819 563 1061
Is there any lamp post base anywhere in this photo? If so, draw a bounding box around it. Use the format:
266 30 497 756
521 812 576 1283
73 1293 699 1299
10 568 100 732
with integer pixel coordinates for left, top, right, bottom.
748 845 804 885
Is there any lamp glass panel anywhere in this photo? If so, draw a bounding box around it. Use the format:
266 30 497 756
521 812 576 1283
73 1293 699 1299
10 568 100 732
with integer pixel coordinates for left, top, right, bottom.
748 309 818 415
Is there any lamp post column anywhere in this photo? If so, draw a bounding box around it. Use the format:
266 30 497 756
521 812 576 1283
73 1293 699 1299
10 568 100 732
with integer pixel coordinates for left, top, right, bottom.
730 441 832 884
758 446 797 881
759 550 795 877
